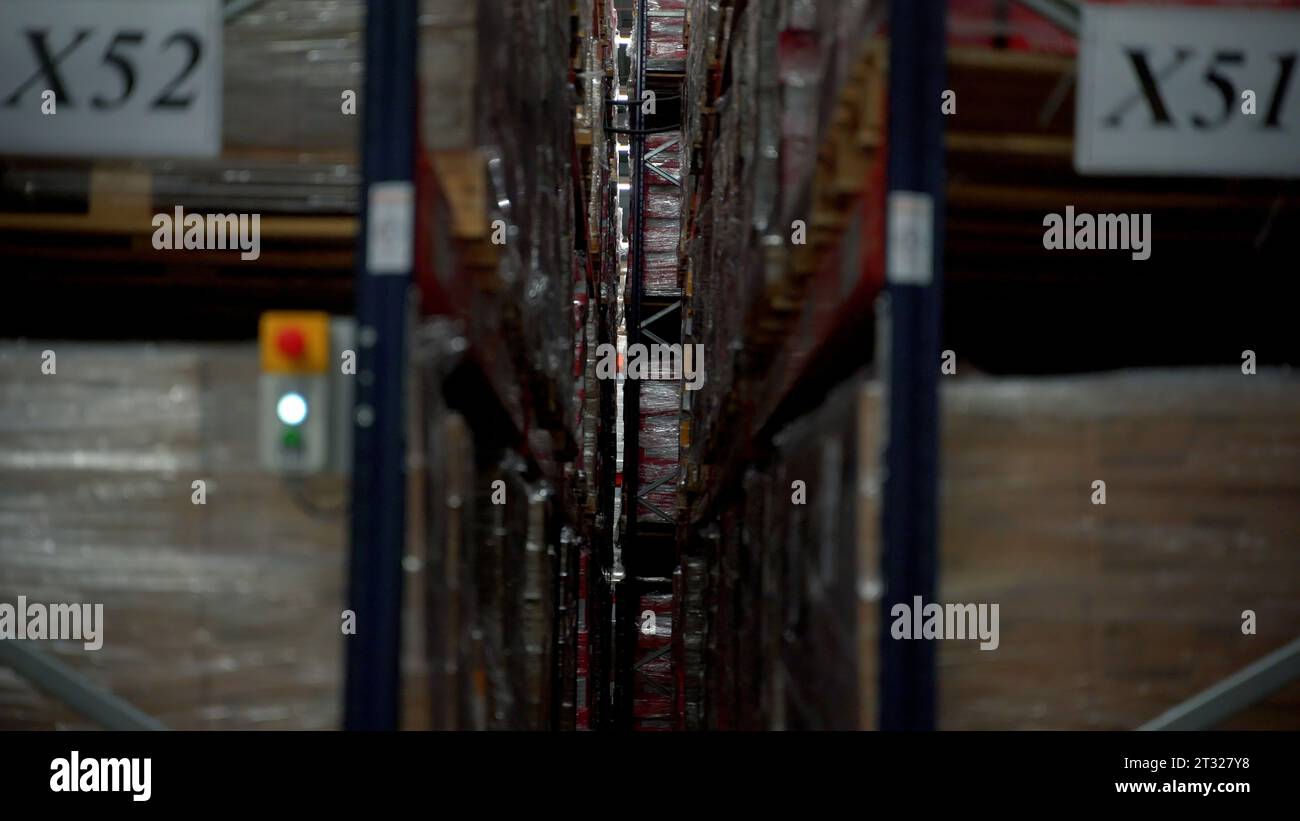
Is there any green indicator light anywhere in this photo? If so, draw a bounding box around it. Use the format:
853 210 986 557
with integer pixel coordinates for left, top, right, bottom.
282 428 303 449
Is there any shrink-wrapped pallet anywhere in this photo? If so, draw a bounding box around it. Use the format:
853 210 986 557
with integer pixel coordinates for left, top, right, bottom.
690 370 1300 730
0 342 347 730
646 0 689 71
638 380 682 524
632 592 675 730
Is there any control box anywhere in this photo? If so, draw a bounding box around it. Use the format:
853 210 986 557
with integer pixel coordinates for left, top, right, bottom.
258 311 354 474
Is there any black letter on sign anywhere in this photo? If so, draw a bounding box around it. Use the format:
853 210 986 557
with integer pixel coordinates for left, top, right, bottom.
1103 48 1194 128
1264 54 1297 129
1191 51 1244 130
151 32 203 109
4 29 93 107
93 31 145 110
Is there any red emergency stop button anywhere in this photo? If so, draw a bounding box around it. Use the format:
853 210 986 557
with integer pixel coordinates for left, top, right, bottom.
277 327 306 359
260 311 328 373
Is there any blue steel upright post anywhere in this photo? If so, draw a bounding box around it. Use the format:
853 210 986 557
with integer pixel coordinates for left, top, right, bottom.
880 0 947 732
344 0 418 731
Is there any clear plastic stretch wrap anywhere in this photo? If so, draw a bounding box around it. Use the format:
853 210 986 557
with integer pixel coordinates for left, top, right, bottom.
938 370 1300 730
694 369 1300 730
681 0 720 225
677 555 709 729
0 342 346 730
419 0 483 152
579 292 598 500
585 309 604 510
576 550 591 730
681 0 878 452
638 380 682 525
421 0 579 435
646 0 688 71
632 592 675 730
417 323 571 731
223 0 364 154
642 134 684 296
762 382 865 730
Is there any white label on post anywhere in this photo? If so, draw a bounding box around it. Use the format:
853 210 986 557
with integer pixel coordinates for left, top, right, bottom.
887 191 934 286
0 0 222 158
1076 6 1300 178
366 181 415 275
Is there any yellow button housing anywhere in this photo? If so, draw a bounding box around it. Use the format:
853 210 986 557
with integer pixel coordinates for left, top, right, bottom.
259 311 330 374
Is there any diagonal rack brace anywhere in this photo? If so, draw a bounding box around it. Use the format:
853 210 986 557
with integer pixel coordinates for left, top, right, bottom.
640 300 681 327
640 300 681 346
643 137 681 187
636 467 679 523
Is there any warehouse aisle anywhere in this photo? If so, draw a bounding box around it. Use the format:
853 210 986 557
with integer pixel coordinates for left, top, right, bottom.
2 0 1298 736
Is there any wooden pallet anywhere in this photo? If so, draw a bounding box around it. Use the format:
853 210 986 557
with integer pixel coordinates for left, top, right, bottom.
0 163 356 242
430 148 502 283
431 149 489 241
788 37 885 285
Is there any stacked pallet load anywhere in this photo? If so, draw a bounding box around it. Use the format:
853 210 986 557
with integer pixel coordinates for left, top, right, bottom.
632 590 676 730
418 325 578 731
636 0 688 524
938 371 1300 729
614 0 692 731
646 0 689 72
676 379 874 729
414 0 590 727
669 0 886 728
679 370 1300 730
643 135 685 296
637 380 683 527
575 550 593 729
679 0 883 490
418 0 581 448
0 344 349 730
674 556 709 729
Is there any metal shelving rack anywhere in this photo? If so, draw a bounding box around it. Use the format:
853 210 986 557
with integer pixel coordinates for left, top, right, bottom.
589 0 623 732
613 0 686 730
613 0 648 730
878 0 946 732
344 0 418 732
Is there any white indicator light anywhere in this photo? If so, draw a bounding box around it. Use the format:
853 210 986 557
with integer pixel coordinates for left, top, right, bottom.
276 392 308 426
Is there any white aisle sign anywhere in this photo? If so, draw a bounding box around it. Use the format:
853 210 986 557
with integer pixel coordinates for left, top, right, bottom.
0 0 222 157
1075 5 1300 178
